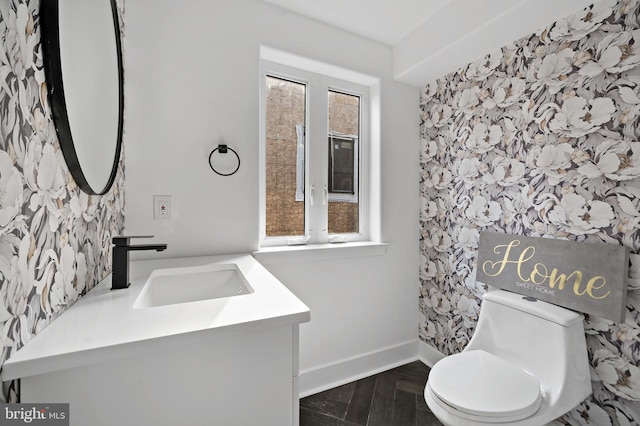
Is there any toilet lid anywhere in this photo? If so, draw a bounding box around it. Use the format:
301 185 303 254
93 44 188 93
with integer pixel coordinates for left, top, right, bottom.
429 350 541 422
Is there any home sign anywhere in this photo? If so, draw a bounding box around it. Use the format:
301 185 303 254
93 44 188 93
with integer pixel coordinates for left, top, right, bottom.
476 232 628 322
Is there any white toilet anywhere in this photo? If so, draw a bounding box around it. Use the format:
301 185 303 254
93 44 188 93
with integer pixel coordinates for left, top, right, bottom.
424 289 592 426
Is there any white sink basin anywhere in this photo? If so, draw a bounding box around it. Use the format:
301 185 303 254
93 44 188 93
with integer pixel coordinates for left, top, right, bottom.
133 264 254 308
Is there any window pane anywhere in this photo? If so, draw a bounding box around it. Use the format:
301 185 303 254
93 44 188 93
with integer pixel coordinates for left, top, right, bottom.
329 136 355 194
265 76 306 237
328 90 359 234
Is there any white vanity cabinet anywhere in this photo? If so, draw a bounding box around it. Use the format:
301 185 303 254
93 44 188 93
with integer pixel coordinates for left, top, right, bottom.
3 255 309 426
21 325 301 426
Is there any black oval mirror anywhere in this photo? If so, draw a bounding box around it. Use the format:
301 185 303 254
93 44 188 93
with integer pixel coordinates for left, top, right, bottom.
40 0 123 195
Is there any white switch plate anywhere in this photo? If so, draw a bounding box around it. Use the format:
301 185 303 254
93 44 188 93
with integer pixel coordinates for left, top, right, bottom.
153 195 172 220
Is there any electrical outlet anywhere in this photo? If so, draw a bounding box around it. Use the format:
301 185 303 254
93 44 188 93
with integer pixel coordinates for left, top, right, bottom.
153 195 172 220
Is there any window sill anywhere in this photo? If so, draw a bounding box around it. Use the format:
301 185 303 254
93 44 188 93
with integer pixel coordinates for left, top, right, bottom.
253 241 387 265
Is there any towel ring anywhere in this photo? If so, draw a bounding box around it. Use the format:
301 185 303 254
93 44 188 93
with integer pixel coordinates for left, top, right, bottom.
208 144 240 176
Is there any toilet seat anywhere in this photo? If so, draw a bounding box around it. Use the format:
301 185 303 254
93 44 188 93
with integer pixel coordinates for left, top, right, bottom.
428 350 542 423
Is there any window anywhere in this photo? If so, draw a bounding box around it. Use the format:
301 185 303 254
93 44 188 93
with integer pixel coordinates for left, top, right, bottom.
328 134 357 195
260 61 369 246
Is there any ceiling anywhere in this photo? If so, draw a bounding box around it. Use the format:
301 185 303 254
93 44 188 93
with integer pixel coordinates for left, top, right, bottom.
259 0 596 85
260 0 450 46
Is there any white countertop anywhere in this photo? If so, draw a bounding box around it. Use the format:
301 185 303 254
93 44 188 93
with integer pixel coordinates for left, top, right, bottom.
2 254 310 380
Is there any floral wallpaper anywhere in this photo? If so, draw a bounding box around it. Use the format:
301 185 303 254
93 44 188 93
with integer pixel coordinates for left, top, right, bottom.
0 0 125 402
419 0 640 424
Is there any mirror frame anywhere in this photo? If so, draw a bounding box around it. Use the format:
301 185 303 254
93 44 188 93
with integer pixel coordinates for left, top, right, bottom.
40 0 124 196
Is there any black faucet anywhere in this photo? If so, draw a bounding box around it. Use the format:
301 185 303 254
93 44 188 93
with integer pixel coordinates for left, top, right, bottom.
112 235 167 290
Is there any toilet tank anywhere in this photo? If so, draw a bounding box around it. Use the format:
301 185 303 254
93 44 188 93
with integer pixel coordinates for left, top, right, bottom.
466 290 589 397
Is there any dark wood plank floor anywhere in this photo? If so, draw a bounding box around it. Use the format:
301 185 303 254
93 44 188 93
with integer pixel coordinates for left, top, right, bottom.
300 361 443 426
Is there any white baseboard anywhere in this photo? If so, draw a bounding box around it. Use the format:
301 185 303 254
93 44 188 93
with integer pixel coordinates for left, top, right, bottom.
299 339 419 397
418 340 445 367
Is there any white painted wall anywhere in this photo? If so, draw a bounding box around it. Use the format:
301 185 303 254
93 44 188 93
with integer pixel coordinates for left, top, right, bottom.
392 0 594 85
124 0 420 393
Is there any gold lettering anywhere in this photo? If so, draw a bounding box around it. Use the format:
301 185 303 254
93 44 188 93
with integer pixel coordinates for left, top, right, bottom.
516 246 536 282
481 240 538 283
549 270 569 290
570 271 586 296
529 263 550 285
481 238 612 301
482 240 521 277
586 276 610 299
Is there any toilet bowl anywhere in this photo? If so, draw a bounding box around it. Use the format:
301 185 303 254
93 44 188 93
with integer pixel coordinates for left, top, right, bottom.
424 290 592 426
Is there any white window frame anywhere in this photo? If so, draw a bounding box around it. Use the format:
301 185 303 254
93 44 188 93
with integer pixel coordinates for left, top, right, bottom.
259 59 370 247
